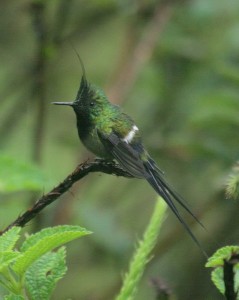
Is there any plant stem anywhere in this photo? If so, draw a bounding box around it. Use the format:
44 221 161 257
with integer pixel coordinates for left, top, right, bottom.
0 267 23 295
115 197 167 300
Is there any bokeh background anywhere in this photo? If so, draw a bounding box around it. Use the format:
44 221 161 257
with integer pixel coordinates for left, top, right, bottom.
1 0 239 299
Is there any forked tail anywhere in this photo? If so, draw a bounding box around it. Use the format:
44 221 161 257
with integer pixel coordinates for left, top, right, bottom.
144 158 208 258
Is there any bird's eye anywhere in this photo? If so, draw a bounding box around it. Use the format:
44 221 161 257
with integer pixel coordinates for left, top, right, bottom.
90 101 95 107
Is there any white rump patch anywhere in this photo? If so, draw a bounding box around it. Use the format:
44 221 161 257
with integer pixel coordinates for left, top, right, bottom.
123 125 138 143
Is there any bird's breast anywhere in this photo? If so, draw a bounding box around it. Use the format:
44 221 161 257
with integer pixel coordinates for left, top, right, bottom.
82 128 112 158
76 119 110 158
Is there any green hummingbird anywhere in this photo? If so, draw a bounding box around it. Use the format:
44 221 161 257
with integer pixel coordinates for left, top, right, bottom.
53 56 205 253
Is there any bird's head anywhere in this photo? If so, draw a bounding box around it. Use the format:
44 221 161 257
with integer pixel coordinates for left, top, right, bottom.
53 54 109 119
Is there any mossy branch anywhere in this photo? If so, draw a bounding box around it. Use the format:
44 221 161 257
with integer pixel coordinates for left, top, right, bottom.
0 159 132 235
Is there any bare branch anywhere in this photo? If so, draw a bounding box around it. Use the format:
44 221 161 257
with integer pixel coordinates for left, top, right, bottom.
0 159 132 235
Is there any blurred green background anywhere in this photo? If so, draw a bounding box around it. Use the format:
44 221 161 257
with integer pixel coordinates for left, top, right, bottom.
1 0 239 299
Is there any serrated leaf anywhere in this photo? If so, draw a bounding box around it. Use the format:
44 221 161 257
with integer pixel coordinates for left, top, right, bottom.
0 251 20 272
206 246 239 298
20 225 91 251
226 162 239 200
0 154 49 192
211 268 224 294
25 247 67 300
206 246 239 267
0 227 21 252
235 265 239 298
12 225 91 275
211 264 239 299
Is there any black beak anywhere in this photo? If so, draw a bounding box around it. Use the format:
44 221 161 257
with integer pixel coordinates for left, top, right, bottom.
52 102 74 106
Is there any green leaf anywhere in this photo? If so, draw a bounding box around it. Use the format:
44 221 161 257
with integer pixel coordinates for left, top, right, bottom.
25 247 67 300
19 225 91 252
206 246 239 298
211 268 224 294
0 154 49 192
0 251 20 273
226 162 239 200
12 225 91 275
0 227 21 252
0 228 21 273
210 265 239 298
206 246 239 267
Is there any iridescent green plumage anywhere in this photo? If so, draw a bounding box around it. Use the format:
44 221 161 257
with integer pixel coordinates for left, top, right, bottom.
53 61 206 255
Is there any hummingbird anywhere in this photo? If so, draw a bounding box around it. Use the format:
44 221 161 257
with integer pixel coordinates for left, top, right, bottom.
53 55 205 254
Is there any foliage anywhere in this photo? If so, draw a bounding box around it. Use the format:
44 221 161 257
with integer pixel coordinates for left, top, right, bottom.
116 198 167 300
206 246 239 298
226 162 239 200
0 226 91 299
0 202 167 300
0 0 239 299
25 249 67 300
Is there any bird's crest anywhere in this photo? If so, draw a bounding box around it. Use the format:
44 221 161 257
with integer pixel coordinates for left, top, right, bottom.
72 50 91 101
72 49 108 106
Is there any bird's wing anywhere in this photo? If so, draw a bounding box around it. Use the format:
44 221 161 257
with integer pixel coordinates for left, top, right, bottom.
97 130 147 179
98 125 206 256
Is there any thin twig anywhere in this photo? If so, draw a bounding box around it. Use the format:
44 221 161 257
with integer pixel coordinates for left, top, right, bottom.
0 159 132 235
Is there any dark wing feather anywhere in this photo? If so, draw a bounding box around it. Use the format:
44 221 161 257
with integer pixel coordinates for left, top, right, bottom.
98 130 206 256
144 158 204 226
98 131 147 179
143 159 207 257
